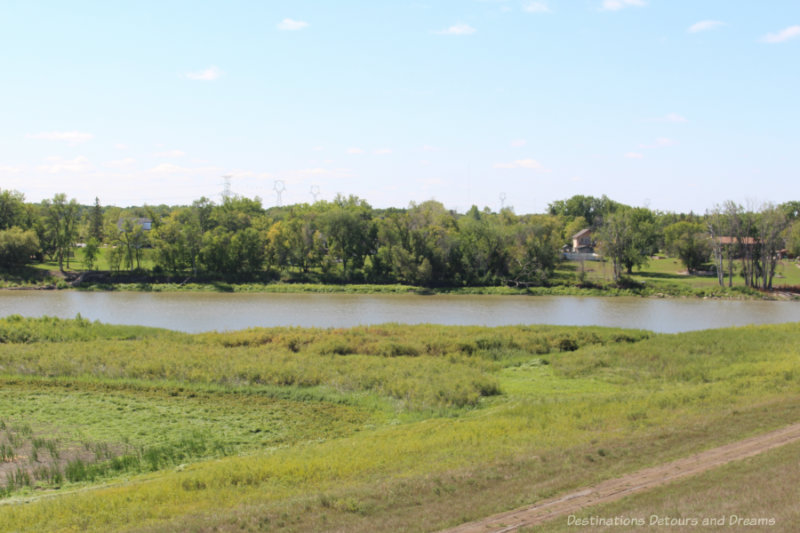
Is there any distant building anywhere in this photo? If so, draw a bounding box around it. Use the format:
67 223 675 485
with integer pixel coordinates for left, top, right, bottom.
571 228 594 253
117 217 152 231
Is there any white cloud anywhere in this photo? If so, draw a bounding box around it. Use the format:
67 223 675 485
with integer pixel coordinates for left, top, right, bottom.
105 158 136 168
688 20 725 33
277 18 309 31
0 165 24 174
761 25 800 44
155 149 186 158
299 168 328 176
639 137 676 149
663 112 688 123
422 145 439 152
185 66 223 81
285 167 353 180
523 2 551 13
494 158 543 169
373 148 393 155
435 23 476 35
511 139 527 147
148 163 192 174
347 147 364 154
624 152 644 159
26 131 93 144
114 143 128 150
601 0 645 12
38 156 92 173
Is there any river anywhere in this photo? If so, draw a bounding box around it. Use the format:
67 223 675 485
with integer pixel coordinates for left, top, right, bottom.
1 291 799 333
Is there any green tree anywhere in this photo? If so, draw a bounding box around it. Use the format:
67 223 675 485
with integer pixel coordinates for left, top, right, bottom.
151 208 203 275
117 217 149 271
787 220 800 258
664 221 710 273
0 190 27 230
322 195 374 280
755 204 787 290
548 195 621 227
43 193 80 271
597 208 657 280
0 227 39 266
82 237 100 270
88 197 104 241
505 215 562 286
457 209 507 285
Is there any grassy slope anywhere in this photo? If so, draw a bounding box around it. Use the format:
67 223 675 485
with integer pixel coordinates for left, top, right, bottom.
0 318 798 531
537 439 800 533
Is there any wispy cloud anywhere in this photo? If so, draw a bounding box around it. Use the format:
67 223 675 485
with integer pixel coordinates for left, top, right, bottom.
601 0 645 12
422 145 439 152
639 137 676 149
155 149 186 158
494 158 542 169
761 25 800 44
148 163 192 174
0 165 24 174
185 66 223 81
434 23 476 35
346 147 364 155
688 20 725 33
624 152 644 159
277 18 309 31
511 139 527 147
662 112 688 123
523 2 551 13
38 156 92 173
105 158 136 168
26 131 93 144
373 148 393 155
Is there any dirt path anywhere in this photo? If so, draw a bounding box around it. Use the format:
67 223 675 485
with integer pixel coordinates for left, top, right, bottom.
440 422 800 533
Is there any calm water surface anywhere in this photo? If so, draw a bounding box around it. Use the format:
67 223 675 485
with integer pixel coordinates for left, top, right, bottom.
1 291 799 333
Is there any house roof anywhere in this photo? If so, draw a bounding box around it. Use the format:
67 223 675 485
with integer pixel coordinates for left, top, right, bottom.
717 236 757 245
572 228 592 239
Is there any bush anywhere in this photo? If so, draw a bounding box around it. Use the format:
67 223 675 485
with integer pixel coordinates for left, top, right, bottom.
0 227 39 265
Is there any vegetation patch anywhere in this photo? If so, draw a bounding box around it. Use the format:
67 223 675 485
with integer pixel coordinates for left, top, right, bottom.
0 318 798 532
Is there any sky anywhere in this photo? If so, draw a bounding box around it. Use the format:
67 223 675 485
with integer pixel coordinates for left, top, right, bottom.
1 0 798 214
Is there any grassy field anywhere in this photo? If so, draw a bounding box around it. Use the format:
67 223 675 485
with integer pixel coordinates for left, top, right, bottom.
0 317 798 531
538 439 800 533
567 256 800 293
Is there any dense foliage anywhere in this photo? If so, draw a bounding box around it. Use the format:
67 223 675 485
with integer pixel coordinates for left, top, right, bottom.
1 188 798 289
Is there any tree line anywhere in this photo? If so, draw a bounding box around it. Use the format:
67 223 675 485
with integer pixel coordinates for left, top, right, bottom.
1 189 799 289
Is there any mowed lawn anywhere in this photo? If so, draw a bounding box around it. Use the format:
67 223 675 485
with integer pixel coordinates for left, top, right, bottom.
0 317 798 531
563 256 800 291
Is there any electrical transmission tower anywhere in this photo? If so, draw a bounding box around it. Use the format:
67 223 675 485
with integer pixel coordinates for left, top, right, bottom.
221 175 233 201
273 180 286 207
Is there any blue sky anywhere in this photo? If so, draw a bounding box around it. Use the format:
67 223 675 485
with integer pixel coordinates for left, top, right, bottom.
1 1 798 213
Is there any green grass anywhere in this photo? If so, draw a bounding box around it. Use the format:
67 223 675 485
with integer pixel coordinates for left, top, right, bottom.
0 318 798 531
563 256 800 298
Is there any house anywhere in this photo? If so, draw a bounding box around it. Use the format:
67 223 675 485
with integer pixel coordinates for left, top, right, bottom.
571 228 594 253
117 217 152 231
